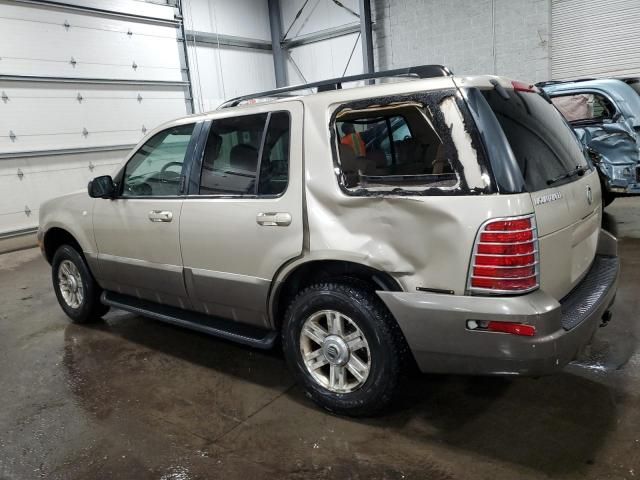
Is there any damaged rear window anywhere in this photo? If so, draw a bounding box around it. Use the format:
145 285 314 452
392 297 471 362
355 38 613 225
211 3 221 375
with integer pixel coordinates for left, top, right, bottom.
332 95 483 194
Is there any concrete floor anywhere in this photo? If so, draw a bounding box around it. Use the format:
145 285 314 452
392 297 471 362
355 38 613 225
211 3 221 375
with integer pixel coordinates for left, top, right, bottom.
1 200 640 480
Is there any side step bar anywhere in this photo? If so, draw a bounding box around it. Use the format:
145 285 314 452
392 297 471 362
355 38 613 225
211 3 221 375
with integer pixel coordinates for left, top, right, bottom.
101 291 278 350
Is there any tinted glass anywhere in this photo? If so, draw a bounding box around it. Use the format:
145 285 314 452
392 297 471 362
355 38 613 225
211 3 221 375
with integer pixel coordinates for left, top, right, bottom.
482 89 588 192
199 112 290 196
200 114 268 195
122 123 194 196
258 112 290 196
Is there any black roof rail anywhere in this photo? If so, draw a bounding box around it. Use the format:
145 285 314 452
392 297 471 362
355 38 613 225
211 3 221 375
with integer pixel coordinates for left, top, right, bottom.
218 64 453 109
536 77 598 88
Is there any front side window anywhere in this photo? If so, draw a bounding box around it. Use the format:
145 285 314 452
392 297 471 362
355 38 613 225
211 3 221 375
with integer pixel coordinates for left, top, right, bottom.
121 123 195 197
199 112 290 196
551 92 616 124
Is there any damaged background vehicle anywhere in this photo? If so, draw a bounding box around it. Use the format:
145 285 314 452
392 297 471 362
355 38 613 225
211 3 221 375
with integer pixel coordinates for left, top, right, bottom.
540 79 640 205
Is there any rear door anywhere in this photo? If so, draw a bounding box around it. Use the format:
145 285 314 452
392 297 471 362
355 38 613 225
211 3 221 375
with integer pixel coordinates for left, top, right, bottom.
482 87 601 299
179 102 303 328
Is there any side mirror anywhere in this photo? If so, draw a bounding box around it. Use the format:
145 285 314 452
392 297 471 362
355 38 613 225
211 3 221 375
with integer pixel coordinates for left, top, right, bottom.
88 175 115 198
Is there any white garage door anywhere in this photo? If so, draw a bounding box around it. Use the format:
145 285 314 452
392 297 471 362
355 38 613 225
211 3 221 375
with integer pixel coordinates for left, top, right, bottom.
552 0 640 80
0 0 191 243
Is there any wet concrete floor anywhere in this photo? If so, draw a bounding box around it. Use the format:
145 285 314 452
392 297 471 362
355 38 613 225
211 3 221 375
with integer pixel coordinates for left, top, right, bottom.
1 198 639 479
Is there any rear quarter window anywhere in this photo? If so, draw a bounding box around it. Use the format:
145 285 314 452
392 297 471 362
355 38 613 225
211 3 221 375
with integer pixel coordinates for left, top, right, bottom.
331 91 493 195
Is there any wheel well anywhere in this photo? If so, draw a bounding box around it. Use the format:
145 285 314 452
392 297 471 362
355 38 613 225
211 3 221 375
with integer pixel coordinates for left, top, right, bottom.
272 260 402 328
43 228 82 263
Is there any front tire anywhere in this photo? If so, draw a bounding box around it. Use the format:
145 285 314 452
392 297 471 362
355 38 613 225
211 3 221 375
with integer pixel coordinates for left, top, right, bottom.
282 282 406 416
52 245 109 323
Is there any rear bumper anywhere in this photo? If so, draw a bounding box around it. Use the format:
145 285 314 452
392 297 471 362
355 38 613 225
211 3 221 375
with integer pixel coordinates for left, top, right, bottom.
377 231 619 376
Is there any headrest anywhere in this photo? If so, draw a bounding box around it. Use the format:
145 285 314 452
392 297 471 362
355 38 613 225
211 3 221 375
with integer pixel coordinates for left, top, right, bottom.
230 143 258 172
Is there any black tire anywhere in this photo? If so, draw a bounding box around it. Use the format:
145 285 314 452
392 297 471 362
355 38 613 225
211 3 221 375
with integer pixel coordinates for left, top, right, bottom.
282 282 407 416
52 245 109 323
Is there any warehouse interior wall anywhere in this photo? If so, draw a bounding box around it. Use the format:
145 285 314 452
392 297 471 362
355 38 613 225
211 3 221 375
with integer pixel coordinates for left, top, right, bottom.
182 0 276 112
0 0 191 251
372 0 551 83
279 0 363 84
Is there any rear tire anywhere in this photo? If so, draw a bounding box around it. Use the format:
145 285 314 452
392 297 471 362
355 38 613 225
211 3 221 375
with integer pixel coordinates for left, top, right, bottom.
52 245 109 323
282 282 406 416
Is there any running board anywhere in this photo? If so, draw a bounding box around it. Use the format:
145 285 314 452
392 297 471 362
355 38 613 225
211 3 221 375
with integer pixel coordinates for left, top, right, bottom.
101 291 277 349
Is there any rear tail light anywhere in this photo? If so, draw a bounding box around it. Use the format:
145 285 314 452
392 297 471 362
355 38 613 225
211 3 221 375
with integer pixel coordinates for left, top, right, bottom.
468 215 539 294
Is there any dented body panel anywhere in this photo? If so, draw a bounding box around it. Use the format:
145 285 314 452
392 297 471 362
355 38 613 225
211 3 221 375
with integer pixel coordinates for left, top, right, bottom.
39 72 619 378
542 79 640 196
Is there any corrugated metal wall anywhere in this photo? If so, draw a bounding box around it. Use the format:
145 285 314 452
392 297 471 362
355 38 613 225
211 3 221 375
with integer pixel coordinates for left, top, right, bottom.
0 0 190 244
552 0 640 79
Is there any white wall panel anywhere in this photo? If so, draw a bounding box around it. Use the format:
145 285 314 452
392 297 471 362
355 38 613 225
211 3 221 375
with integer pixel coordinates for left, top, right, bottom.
0 81 189 152
280 0 363 85
0 2 184 80
183 0 271 40
0 148 127 236
281 0 359 37
182 0 276 112
187 44 275 111
0 0 190 239
40 0 177 21
287 32 362 83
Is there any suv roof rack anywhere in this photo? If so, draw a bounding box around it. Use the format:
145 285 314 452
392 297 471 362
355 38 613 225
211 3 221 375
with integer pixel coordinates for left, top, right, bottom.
218 64 453 109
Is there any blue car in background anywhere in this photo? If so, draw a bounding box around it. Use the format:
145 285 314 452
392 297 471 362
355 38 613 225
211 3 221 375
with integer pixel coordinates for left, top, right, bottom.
539 79 640 205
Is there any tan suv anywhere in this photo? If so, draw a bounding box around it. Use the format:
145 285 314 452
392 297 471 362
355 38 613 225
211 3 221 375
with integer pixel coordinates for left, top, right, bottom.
38 66 619 416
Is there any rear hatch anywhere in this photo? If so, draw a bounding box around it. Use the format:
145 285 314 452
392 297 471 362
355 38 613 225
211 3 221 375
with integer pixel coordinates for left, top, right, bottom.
482 84 601 300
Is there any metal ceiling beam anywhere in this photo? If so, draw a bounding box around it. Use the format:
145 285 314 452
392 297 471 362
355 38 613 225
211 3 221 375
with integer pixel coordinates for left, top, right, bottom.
11 0 179 26
184 30 272 51
268 0 287 88
0 75 190 87
359 0 374 74
282 23 361 49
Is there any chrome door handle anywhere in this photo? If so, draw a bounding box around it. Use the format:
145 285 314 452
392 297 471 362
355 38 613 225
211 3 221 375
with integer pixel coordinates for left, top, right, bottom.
256 212 291 226
148 210 173 222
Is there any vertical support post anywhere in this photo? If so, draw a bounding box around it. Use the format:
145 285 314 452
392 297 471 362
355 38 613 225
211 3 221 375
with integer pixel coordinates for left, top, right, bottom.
268 0 287 87
177 0 196 114
359 0 374 75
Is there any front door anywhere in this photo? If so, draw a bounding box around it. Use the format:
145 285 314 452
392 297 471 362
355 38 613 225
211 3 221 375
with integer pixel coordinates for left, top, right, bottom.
93 121 199 308
179 102 304 327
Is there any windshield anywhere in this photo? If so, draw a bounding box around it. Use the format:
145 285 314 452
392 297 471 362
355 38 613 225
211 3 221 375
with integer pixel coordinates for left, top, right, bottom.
482 88 588 192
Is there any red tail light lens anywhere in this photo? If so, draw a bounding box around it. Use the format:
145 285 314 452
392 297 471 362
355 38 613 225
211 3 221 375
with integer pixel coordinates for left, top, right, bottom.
487 321 536 337
511 80 539 93
468 215 539 294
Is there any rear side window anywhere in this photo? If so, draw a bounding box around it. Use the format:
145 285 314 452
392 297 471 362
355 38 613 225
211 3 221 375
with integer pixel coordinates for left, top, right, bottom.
482 89 588 192
333 101 460 193
199 112 290 196
551 92 616 124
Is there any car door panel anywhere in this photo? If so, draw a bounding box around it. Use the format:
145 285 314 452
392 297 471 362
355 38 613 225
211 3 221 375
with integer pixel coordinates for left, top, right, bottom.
180 103 304 328
93 198 188 308
93 122 200 309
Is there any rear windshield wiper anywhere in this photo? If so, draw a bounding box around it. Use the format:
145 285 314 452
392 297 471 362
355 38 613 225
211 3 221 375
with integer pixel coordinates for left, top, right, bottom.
546 165 588 186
